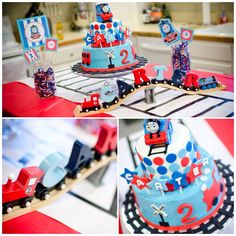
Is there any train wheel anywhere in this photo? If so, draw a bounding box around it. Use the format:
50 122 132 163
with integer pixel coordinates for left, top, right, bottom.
106 150 112 157
95 107 99 111
207 84 212 89
104 104 109 108
195 87 199 91
186 87 190 91
3 203 13 214
202 85 207 90
114 100 118 104
134 84 141 88
212 83 217 88
163 80 167 84
130 87 134 92
94 152 102 161
151 79 158 84
85 159 92 169
41 191 50 200
85 109 89 113
179 85 183 89
56 181 66 190
19 197 32 208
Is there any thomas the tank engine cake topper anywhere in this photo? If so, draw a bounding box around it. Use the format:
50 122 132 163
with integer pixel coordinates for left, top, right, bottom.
121 119 234 233
96 3 113 23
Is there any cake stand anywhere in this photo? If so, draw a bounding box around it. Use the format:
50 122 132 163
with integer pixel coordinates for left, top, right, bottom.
71 56 148 78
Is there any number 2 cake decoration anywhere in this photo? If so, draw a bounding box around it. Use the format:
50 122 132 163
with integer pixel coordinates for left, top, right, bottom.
120 119 234 233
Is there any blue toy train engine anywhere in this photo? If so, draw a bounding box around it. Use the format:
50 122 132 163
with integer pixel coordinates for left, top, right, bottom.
198 76 218 90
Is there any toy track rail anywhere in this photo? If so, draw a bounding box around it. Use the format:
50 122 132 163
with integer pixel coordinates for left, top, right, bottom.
122 159 234 234
71 56 148 78
3 154 116 222
73 82 226 117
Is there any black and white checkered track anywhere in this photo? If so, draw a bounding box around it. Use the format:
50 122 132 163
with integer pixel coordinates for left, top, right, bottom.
54 68 234 117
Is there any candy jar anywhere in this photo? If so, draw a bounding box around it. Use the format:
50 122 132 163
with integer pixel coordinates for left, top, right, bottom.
33 64 56 98
171 42 191 72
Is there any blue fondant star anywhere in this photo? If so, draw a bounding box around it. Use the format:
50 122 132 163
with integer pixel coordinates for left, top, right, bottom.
120 168 138 184
115 30 124 41
168 171 188 190
84 33 94 46
105 32 116 44
147 176 168 194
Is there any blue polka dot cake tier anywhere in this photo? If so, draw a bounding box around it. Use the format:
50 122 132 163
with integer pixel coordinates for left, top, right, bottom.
121 119 231 233
81 3 138 72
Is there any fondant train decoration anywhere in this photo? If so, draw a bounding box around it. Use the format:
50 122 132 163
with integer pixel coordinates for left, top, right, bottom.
2 123 117 214
81 3 138 72
121 119 226 230
75 67 225 114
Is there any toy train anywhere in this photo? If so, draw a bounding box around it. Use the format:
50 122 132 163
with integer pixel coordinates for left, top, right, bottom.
143 119 173 146
2 123 117 214
153 68 220 92
77 67 222 114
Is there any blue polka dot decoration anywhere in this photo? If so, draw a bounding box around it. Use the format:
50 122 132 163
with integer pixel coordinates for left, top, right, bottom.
113 22 118 27
184 166 191 174
157 166 167 175
186 141 192 152
147 166 156 175
100 24 105 30
178 149 186 159
169 163 180 172
141 162 146 171
193 143 198 152
143 157 152 166
108 29 114 34
166 153 177 163
192 158 197 163
90 25 94 30
95 31 100 35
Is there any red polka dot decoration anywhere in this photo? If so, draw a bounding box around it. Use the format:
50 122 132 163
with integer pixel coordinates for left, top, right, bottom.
94 24 99 30
153 157 164 166
181 157 189 167
107 23 112 28
196 151 201 160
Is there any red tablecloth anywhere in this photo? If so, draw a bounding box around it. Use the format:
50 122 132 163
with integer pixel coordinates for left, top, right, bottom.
2 64 233 117
3 211 79 234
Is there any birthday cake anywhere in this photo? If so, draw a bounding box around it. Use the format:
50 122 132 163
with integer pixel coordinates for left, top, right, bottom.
121 119 226 232
81 3 138 72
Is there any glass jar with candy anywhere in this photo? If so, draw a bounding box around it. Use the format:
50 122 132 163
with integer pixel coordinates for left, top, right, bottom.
171 41 191 72
33 61 56 98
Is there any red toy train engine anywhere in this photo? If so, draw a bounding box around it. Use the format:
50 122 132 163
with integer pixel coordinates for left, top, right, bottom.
2 167 44 214
79 93 101 112
82 52 91 66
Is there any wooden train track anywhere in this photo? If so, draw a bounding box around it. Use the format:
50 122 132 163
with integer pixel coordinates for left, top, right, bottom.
73 82 226 117
3 154 116 222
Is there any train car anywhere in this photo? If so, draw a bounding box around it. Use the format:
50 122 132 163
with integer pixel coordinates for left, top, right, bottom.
133 68 151 88
169 69 186 88
198 76 218 90
2 166 44 214
65 140 94 179
82 52 91 66
79 93 101 113
93 122 117 161
183 73 199 91
143 119 173 146
35 152 69 200
100 82 119 109
117 80 134 98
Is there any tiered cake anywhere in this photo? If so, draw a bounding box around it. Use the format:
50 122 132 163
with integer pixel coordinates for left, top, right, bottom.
81 3 138 72
122 119 225 231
